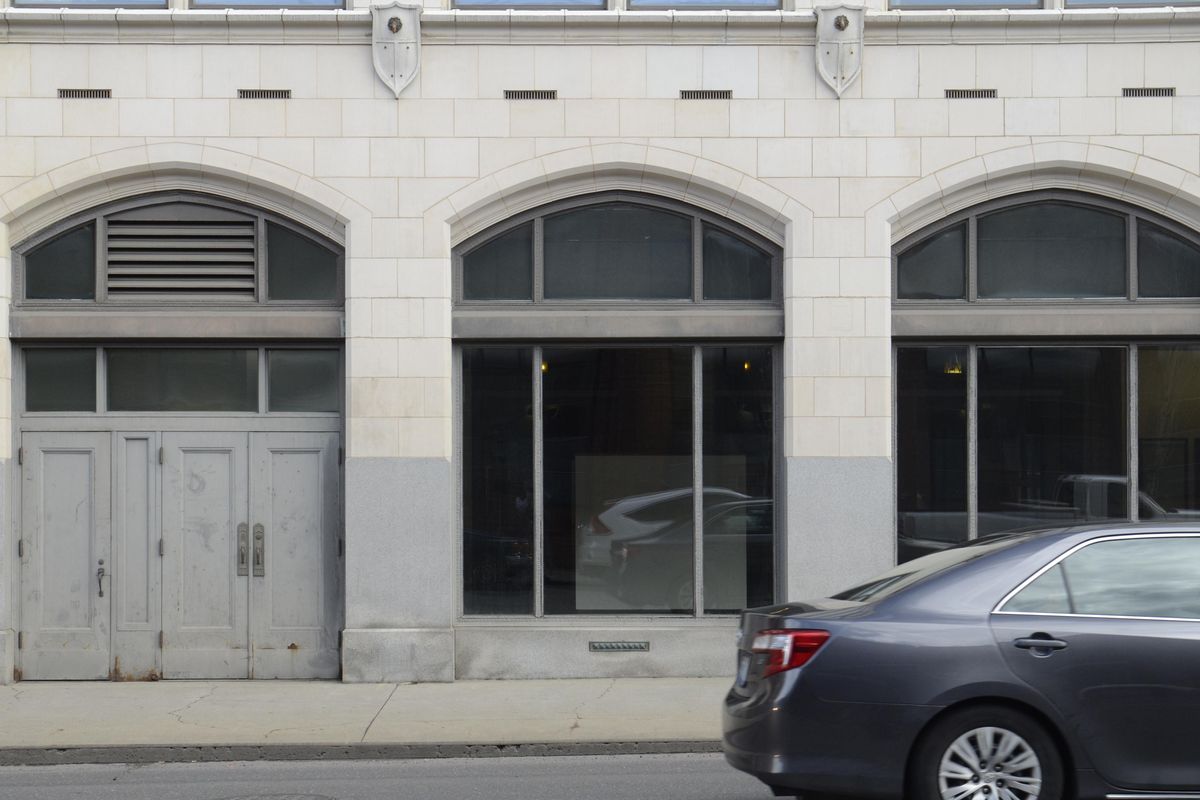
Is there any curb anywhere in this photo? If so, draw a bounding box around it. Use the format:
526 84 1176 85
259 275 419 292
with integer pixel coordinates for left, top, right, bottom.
0 740 723 767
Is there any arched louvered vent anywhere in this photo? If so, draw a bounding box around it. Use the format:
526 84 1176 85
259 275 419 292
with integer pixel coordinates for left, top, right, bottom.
104 203 258 301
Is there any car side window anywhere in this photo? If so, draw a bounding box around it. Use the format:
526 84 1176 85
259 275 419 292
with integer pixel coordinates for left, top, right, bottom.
1005 564 1072 614
1006 537 1200 619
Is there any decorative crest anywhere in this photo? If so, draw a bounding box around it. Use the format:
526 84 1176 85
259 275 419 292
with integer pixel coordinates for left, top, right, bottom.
372 1 421 99
815 4 865 98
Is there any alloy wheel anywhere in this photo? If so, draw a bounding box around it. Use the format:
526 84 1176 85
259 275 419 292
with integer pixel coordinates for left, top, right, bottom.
937 726 1043 800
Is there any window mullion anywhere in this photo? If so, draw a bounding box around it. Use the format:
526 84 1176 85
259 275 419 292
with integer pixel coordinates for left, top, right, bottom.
1128 216 1139 301
967 216 978 303
533 345 545 617
693 217 703 303
96 217 107 303
533 217 545 303
967 344 979 541
1129 345 1139 521
692 345 704 617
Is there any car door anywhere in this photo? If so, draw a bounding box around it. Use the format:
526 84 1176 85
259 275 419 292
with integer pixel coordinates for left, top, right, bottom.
989 533 1200 791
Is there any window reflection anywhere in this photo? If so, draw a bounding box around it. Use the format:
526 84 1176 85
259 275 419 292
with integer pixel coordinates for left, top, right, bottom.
544 347 694 614
896 347 969 562
1139 347 1200 520
1063 538 1200 619
462 347 535 615
978 347 1127 534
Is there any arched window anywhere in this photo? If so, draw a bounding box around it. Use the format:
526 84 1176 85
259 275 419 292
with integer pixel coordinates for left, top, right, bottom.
893 191 1200 563
453 193 781 619
18 192 343 305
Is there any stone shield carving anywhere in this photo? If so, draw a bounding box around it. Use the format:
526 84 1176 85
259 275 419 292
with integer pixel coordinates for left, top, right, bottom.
372 1 421 99
815 4 865 98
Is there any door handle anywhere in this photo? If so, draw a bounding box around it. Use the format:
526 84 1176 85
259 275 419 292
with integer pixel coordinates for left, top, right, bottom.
96 564 106 598
237 523 249 577
252 523 265 577
1014 635 1068 652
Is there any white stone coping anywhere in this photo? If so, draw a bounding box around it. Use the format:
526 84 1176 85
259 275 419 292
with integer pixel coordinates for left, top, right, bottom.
1 6 1199 44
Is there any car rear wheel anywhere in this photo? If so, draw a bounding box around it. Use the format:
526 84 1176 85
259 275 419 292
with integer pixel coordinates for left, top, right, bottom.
911 706 1064 800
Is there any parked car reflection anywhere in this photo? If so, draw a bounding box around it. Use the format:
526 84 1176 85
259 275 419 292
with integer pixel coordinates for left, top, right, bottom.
611 499 773 612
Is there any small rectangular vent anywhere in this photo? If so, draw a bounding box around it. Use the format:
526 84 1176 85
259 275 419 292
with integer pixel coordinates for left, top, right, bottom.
105 219 257 300
58 88 111 99
238 89 291 100
681 89 733 100
1123 87 1175 98
504 89 558 100
945 89 997 99
589 641 651 653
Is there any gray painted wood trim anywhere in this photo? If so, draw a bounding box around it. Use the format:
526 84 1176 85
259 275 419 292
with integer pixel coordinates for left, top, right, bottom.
12 310 344 340
893 305 1200 338
454 308 784 340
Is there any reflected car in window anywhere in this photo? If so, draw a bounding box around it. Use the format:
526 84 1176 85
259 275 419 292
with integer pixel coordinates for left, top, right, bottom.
723 523 1200 800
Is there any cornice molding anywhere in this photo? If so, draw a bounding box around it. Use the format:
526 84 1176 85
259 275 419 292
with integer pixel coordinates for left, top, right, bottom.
1 6 1199 45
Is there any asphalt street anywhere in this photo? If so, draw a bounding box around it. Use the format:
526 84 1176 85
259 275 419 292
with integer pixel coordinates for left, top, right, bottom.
0 753 776 800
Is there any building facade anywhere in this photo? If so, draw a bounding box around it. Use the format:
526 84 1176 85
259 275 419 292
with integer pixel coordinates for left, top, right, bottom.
1 0 1198 683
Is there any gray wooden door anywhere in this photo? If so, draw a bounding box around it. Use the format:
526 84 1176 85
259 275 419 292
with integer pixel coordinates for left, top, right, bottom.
19 432 113 679
161 432 250 679
111 432 162 680
249 432 341 679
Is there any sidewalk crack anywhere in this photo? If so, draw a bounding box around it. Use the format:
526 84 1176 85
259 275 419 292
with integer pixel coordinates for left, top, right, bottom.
359 683 399 743
569 678 616 733
165 684 219 729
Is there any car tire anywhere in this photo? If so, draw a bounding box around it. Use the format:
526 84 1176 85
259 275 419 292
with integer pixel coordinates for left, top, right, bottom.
910 705 1064 800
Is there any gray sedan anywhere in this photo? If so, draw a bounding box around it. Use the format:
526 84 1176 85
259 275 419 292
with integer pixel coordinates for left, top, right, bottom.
723 523 1200 800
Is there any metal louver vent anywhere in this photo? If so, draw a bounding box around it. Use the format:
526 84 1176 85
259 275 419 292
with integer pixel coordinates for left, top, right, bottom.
238 89 292 99
58 88 111 99
1123 87 1175 98
681 89 733 100
945 89 997 99
589 641 650 653
105 219 257 300
504 89 558 100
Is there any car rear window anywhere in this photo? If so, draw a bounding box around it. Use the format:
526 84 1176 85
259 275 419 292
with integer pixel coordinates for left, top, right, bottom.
833 535 1026 602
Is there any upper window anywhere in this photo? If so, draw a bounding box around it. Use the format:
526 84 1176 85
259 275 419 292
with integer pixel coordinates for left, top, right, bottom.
458 194 780 304
1003 536 1200 620
16 193 343 306
895 192 1200 302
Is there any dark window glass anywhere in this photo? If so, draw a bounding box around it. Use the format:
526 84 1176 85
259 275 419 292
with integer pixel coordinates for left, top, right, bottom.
897 224 966 300
629 0 778 5
462 347 535 615
1138 346 1200 517
463 222 533 301
977 203 1126 298
543 347 693 614
455 0 602 6
1138 222 1200 298
1005 564 1073 614
108 349 258 412
702 346 774 612
1060 538 1200 619
833 536 1028 602
977 347 1127 535
544 204 692 299
268 350 340 412
25 349 95 412
702 226 772 300
25 223 95 300
897 347 969 562
267 222 338 301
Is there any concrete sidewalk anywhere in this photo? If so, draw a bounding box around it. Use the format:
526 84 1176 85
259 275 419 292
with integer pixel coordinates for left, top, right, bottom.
0 678 729 765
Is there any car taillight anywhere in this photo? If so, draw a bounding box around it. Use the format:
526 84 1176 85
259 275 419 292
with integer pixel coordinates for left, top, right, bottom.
750 629 830 677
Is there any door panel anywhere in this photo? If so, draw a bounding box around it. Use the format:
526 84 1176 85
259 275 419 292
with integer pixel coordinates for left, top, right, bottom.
112 432 161 680
161 432 249 679
250 432 341 679
19 432 112 679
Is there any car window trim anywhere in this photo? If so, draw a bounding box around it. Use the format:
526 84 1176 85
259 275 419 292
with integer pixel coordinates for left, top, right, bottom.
991 531 1200 621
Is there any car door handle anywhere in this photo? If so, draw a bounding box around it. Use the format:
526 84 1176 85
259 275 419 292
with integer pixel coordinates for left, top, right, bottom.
1013 636 1068 651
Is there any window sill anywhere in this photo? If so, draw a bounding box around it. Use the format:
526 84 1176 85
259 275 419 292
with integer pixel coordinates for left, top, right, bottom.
453 305 783 339
893 303 1200 338
11 308 344 340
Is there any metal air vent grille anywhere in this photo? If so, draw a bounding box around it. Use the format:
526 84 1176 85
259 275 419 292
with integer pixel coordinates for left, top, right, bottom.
945 89 997 99
58 88 111 99
681 89 733 100
504 89 558 100
589 641 651 653
238 89 292 99
1123 87 1175 97
105 219 257 300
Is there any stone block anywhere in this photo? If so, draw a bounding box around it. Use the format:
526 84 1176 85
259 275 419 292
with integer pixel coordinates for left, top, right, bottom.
342 628 455 683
